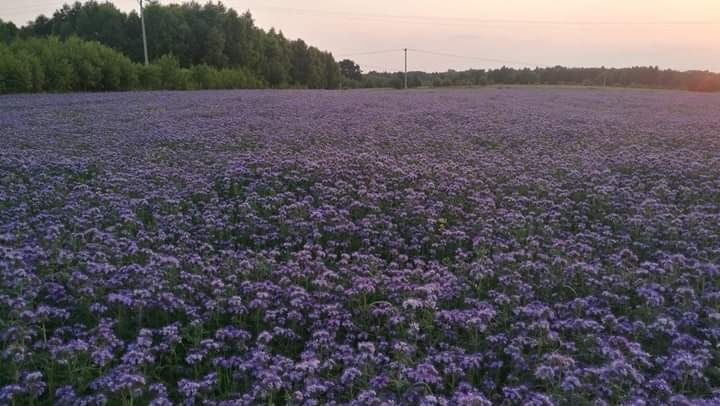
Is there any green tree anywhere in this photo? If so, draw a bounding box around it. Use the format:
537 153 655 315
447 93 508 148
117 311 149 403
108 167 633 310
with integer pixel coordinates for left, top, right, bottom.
324 54 341 89
73 1 129 51
0 19 19 43
289 39 309 86
155 54 189 89
21 15 52 37
338 59 362 81
260 29 289 86
13 1 340 89
0 46 33 92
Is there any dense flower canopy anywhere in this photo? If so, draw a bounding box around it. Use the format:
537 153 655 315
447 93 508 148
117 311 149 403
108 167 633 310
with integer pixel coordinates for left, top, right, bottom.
1 88 720 404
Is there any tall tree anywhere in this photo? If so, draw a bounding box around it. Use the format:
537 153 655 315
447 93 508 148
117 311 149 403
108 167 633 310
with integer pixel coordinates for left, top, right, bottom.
0 19 19 43
14 1 341 88
338 59 362 81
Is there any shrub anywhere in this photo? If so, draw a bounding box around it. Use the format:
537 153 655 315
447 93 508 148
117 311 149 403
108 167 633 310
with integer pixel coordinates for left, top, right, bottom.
0 37 275 93
0 48 31 93
137 64 162 90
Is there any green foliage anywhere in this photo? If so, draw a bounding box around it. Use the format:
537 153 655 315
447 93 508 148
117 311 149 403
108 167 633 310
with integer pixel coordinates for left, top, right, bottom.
137 63 162 89
1 36 138 92
18 0 342 89
212 68 265 89
0 36 267 94
324 53 342 89
190 64 213 89
0 18 19 43
0 45 34 93
155 54 189 90
339 59 362 81
363 66 720 92
11 1 717 93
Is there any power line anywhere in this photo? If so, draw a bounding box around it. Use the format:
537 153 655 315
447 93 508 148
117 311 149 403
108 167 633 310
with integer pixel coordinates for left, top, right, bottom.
409 49 545 67
4 1 719 27
336 49 402 58
362 64 396 71
239 2 720 26
344 48 545 69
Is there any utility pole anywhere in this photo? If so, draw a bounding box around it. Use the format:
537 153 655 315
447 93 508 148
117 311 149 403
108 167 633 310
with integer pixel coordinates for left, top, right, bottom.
404 48 408 89
139 0 149 65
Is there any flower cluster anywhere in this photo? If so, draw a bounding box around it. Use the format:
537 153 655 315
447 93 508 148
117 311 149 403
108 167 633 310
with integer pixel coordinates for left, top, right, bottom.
1 88 720 404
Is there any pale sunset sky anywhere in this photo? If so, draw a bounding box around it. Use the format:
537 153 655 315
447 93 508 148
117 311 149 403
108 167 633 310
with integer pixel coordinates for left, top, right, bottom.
3 0 720 72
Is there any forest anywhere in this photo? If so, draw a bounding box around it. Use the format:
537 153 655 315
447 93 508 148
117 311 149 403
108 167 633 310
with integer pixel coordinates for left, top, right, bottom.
1 1 720 93
359 66 720 92
0 1 341 92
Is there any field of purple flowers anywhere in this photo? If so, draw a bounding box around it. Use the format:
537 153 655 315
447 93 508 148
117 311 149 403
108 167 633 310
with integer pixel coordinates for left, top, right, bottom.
2 88 720 405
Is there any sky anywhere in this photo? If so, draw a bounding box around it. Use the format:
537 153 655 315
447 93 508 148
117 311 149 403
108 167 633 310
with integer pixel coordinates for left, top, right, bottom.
3 0 720 72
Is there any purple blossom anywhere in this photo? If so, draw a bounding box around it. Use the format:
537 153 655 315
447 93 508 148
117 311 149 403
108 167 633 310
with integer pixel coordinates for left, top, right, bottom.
2 88 720 404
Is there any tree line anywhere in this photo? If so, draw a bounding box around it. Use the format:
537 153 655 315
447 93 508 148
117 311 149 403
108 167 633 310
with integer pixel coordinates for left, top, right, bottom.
353 66 720 92
1 0 340 90
0 36 269 93
2 1 720 93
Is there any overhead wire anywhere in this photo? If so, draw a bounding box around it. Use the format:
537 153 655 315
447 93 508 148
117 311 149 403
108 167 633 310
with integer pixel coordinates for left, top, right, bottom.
234 2 720 26
5 0 719 26
337 48 546 70
336 49 402 58
5 1 716 72
409 48 546 68
361 64 402 72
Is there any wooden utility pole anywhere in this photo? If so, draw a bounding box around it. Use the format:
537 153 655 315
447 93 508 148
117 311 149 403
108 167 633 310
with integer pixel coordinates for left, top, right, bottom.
404 48 408 89
139 0 149 65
